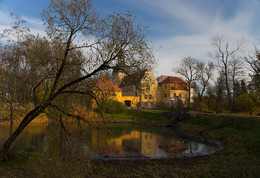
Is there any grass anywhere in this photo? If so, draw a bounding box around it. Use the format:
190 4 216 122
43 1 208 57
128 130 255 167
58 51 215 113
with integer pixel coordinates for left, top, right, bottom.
184 113 260 158
1 109 260 177
113 108 169 123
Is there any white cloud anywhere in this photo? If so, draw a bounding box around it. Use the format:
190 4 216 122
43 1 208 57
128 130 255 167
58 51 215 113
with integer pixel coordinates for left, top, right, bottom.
0 10 46 43
0 11 13 25
128 0 260 76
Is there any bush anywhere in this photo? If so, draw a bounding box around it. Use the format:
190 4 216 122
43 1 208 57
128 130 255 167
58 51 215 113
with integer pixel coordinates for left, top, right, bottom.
235 94 255 113
99 99 126 114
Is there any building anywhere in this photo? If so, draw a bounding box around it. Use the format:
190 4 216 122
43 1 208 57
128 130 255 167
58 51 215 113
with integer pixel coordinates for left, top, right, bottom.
91 77 123 108
157 76 192 106
93 69 193 108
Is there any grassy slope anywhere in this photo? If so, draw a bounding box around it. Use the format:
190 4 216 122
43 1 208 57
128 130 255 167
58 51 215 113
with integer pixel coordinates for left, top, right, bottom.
1 109 260 177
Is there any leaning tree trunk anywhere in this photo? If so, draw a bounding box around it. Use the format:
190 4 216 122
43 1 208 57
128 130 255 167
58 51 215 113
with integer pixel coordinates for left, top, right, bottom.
0 104 46 161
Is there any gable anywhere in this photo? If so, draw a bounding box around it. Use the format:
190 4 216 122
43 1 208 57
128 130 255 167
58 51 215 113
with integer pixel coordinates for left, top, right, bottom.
94 77 122 92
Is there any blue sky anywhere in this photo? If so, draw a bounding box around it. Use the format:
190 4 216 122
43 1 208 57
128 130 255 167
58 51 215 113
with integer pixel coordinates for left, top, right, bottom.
0 0 260 76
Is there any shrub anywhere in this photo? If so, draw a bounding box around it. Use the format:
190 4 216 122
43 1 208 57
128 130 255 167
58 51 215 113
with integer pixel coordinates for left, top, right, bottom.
236 94 255 113
99 99 126 114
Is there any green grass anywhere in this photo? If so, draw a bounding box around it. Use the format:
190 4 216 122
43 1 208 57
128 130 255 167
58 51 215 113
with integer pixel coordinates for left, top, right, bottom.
183 114 260 157
113 108 169 123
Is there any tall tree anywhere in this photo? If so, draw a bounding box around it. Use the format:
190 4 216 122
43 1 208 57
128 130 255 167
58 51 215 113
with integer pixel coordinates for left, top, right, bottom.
197 62 215 102
209 36 244 112
0 14 29 136
174 57 201 110
229 57 244 112
245 46 260 91
207 73 226 114
240 80 248 95
0 0 154 161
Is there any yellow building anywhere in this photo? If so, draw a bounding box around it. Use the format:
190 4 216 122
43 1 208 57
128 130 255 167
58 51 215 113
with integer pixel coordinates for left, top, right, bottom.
93 69 193 108
91 77 123 108
157 76 191 106
117 68 157 108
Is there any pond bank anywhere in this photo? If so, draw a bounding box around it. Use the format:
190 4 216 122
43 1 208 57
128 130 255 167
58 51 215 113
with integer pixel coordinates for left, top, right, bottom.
0 116 49 127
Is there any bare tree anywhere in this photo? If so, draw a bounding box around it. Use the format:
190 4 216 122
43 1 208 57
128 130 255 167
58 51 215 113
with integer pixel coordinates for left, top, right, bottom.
197 62 215 102
0 0 154 161
174 57 201 110
229 57 244 112
244 46 260 91
209 36 244 112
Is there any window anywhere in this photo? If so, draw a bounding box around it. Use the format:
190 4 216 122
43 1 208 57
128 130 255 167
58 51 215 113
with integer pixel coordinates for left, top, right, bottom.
146 85 150 91
174 93 176 97
149 95 152 99
175 84 178 89
145 95 147 99
164 93 167 97
165 84 167 89
179 93 182 97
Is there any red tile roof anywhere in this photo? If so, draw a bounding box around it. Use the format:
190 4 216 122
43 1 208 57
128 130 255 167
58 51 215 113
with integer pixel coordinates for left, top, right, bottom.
159 76 187 85
161 75 168 79
119 70 146 87
94 77 122 92
159 76 188 90
177 77 188 84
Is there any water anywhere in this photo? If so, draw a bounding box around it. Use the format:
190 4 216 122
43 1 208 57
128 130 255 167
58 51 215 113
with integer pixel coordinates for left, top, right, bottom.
0 123 224 160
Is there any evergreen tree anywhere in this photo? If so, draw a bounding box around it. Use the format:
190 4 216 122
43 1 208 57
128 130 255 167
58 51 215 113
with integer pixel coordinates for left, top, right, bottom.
234 81 241 97
241 80 248 95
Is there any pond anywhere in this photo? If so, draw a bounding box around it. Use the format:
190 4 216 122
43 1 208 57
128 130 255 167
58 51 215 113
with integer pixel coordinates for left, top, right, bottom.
0 123 224 160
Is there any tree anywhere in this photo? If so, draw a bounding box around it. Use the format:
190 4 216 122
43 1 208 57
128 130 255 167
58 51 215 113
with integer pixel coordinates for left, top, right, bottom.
207 73 226 114
234 81 241 97
197 62 215 102
236 94 255 114
240 80 248 95
245 46 260 91
0 44 25 135
0 0 154 161
209 36 244 112
0 14 30 136
174 57 201 110
229 57 244 112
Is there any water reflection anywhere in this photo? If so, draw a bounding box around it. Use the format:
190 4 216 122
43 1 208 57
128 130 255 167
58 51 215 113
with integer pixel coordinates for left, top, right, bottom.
0 123 223 159
0 124 48 150
91 128 222 159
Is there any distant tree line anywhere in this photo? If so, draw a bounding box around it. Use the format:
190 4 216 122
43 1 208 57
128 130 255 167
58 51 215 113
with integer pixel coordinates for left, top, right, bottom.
174 36 260 114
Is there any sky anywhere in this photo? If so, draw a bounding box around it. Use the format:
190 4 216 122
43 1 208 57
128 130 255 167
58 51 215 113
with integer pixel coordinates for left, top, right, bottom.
0 0 260 77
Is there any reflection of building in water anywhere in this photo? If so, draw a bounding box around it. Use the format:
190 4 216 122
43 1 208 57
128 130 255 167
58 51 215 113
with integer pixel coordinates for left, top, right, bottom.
92 130 188 158
92 131 141 155
141 132 187 157
141 132 157 157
